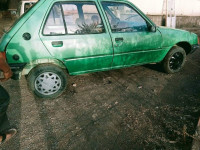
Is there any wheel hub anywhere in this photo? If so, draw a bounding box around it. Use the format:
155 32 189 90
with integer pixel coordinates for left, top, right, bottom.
35 72 61 96
169 52 184 70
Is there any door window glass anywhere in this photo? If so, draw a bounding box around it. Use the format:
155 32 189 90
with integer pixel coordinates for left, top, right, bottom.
102 2 148 33
43 3 65 35
62 2 105 34
61 4 79 34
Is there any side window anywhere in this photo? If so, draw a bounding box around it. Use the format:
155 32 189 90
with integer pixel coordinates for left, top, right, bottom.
62 2 105 34
61 4 79 34
82 4 104 33
43 3 65 35
102 2 148 33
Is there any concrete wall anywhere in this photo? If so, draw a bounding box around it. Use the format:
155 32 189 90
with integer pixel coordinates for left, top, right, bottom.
147 15 200 27
131 0 200 16
130 0 200 27
1 0 200 27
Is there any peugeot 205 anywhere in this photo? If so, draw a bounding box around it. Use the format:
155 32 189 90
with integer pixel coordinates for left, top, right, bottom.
0 0 199 98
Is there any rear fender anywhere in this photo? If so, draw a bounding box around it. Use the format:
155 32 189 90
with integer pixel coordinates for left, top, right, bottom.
22 59 66 75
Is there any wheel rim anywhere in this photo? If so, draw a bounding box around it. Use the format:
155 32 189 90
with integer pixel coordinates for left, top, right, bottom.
35 72 61 96
169 52 184 70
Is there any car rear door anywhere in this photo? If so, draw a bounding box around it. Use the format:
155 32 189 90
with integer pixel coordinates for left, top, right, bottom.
40 1 113 75
101 1 163 68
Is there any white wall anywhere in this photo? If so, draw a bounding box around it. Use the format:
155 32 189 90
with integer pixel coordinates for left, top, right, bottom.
130 0 200 16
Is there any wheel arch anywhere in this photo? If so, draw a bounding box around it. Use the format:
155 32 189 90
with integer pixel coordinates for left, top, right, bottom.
176 42 192 55
162 45 186 74
22 59 69 75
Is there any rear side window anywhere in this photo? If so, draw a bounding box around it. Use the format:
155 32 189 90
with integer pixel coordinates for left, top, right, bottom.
43 2 105 35
82 4 102 31
43 3 66 35
61 4 79 34
62 2 105 34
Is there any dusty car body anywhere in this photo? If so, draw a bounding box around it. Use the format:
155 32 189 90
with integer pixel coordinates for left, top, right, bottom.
0 0 199 98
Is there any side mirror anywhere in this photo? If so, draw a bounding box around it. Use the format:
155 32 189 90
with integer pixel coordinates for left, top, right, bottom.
150 26 157 32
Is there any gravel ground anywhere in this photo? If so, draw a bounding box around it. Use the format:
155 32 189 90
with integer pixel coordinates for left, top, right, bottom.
0 18 200 150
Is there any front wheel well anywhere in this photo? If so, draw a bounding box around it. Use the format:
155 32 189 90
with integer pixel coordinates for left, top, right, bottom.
176 42 192 55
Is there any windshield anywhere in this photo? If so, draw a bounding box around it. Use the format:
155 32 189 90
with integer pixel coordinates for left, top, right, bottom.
5 1 38 33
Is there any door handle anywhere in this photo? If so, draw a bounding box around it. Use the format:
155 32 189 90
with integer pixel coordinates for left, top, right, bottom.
52 41 63 47
115 37 124 47
115 37 124 42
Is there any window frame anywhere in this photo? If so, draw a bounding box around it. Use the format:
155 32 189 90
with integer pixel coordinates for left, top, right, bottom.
42 1 107 36
101 1 151 33
42 2 67 36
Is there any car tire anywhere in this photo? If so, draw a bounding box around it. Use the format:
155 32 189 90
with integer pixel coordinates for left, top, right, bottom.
162 46 186 74
27 64 67 99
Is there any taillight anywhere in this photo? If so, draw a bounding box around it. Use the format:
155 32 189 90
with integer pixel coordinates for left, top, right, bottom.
0 52 6 59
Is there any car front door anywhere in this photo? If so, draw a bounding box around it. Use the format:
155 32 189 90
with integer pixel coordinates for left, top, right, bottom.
101 2 163 68
40 2 113 75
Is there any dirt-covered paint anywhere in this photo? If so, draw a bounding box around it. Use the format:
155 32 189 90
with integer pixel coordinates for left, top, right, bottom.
0 0 199 77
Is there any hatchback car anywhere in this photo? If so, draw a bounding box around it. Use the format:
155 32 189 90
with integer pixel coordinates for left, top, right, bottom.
0 0 199 98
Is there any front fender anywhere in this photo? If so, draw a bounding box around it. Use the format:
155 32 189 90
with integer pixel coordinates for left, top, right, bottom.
158 27 190 47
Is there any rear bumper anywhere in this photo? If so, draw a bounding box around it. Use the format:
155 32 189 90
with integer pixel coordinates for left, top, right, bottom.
9 63 26 80
191 44 200 54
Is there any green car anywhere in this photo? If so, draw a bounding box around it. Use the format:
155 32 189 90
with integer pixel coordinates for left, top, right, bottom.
0 0 199 98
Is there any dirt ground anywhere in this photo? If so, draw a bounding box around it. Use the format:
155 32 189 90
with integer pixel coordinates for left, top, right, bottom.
0 18 200 150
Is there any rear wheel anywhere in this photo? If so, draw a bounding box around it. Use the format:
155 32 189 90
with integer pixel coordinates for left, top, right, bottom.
27 64 67 98
162 46 186 74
